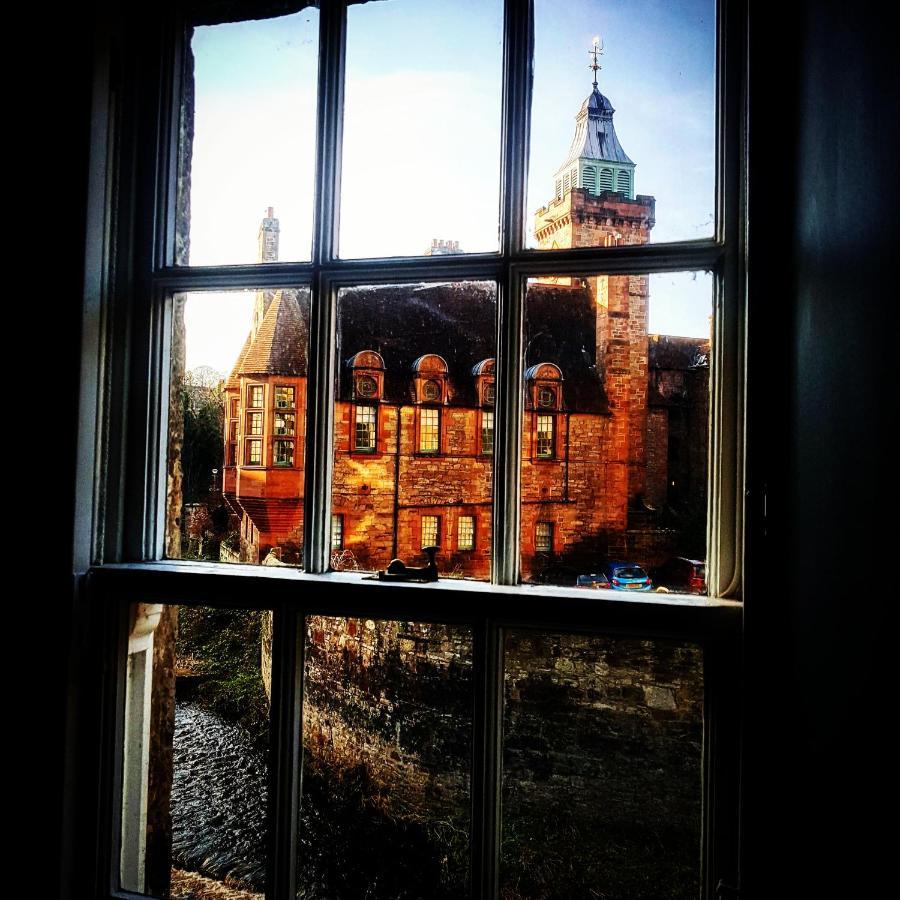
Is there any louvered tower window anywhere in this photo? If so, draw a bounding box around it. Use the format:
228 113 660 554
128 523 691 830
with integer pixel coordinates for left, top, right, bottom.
599 167 614 191
617 169 631 194
582 166 596 193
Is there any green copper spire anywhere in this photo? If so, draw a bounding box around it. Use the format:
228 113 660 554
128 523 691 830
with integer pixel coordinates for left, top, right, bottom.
552 36 636 201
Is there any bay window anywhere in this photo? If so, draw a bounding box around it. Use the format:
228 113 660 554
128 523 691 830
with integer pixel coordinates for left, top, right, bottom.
78 0 747 897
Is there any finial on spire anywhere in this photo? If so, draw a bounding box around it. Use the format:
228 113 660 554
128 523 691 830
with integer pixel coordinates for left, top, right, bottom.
589 35 603 89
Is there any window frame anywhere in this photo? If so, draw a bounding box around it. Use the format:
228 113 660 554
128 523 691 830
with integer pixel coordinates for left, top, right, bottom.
421 513 441 548
457 514 476 551
352 402 377 452
78 1 748 897
417 405 441 455
534 412 554 460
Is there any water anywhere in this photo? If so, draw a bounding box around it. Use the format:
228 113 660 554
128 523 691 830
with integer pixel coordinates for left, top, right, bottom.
171 703 268 891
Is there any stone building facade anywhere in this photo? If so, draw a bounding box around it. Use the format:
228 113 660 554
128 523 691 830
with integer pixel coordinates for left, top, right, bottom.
221 81 708 579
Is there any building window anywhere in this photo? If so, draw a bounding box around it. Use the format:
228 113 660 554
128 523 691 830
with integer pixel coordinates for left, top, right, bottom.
275 385 295 408
481 410 494 455
536 414 554 459
246 439 262 466
274 411 295 436
247 410 263 436
458 516 475 550
275 384 294 409
421 515 440 548
248 384 264 408
274 439 294 467
419 408 440 454
354 404 376 451
535 521 553 553
331 514 343 551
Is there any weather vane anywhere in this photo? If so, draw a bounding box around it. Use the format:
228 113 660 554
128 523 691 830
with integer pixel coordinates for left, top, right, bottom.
589 35 604 89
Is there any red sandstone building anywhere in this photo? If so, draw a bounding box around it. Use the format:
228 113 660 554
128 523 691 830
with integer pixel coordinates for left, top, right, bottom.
221 79 709 579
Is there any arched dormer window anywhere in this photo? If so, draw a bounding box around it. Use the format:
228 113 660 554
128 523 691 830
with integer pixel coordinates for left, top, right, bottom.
348 350 385 401
348 350 385 452
412 354 449 405
525 363 564 411
473 358 495 455
525 363 564 460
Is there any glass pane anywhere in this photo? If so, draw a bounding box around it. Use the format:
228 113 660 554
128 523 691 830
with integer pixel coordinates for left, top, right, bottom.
299 617 475 898
502 632 704 898
340 0 503 258
119 603 270 898
177 9 319 265
522 272 711 594
527 0 716 248
332 282 497 579
168 283 310 567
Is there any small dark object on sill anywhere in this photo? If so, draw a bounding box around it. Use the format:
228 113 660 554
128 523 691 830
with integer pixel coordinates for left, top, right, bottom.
375 546 440 582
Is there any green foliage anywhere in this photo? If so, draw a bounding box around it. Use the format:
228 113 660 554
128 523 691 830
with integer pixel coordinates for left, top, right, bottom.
176 606 269 748
181 379 225 504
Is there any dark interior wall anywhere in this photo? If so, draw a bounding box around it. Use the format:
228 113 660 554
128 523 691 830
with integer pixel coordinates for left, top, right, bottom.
743 1 892 893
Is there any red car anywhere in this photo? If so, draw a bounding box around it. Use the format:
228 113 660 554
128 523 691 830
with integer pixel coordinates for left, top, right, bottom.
649 558 707 595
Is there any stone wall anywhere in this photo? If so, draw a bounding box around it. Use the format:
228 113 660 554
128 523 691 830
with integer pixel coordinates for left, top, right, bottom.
296 616 704 897
302 616 474 824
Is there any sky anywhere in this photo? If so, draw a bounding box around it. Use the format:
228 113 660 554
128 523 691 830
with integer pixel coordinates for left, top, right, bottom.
184 0 716 373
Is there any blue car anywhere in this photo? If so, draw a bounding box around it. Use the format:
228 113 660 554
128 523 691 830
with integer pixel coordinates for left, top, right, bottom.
601 561 653 592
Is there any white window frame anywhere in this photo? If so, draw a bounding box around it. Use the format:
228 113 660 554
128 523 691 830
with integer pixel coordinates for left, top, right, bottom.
75 2 747 897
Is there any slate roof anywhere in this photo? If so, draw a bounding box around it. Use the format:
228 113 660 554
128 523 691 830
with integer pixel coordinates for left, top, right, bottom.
648 334 710 370
334 281 610 414
559 87 635 170
226 281 632 414
238 289 308 377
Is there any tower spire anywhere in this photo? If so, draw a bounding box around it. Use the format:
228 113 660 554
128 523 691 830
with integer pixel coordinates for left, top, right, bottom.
589 35 603 90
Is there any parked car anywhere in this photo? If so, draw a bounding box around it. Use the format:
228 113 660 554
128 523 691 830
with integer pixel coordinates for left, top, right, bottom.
575 572 611 589
601 561 653 592
649 557 707 594
532 566 611 589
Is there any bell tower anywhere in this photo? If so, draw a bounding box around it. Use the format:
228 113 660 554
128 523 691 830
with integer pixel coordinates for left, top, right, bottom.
533 38 657 515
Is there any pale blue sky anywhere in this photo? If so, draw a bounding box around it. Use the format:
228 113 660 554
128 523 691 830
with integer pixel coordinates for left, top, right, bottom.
185 0 715 372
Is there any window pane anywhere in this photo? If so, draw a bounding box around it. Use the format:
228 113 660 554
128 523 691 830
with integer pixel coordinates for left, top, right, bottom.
299 617 474 898
527 0 716 248
354 404 377 451
481 409 494 455
332 282 496 579
502 632 704 898
522 272 711 591
421 514 440 547
457 515 475 550
177 9 319 265
168 286 309 567
339 0 503 258
119 603 270 898
419 407 440 453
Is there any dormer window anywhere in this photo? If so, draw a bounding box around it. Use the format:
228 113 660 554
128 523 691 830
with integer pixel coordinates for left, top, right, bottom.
526 363 563 460
525 363 564 412
348 351 385 453
412 354 449 405
348 350 385 402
